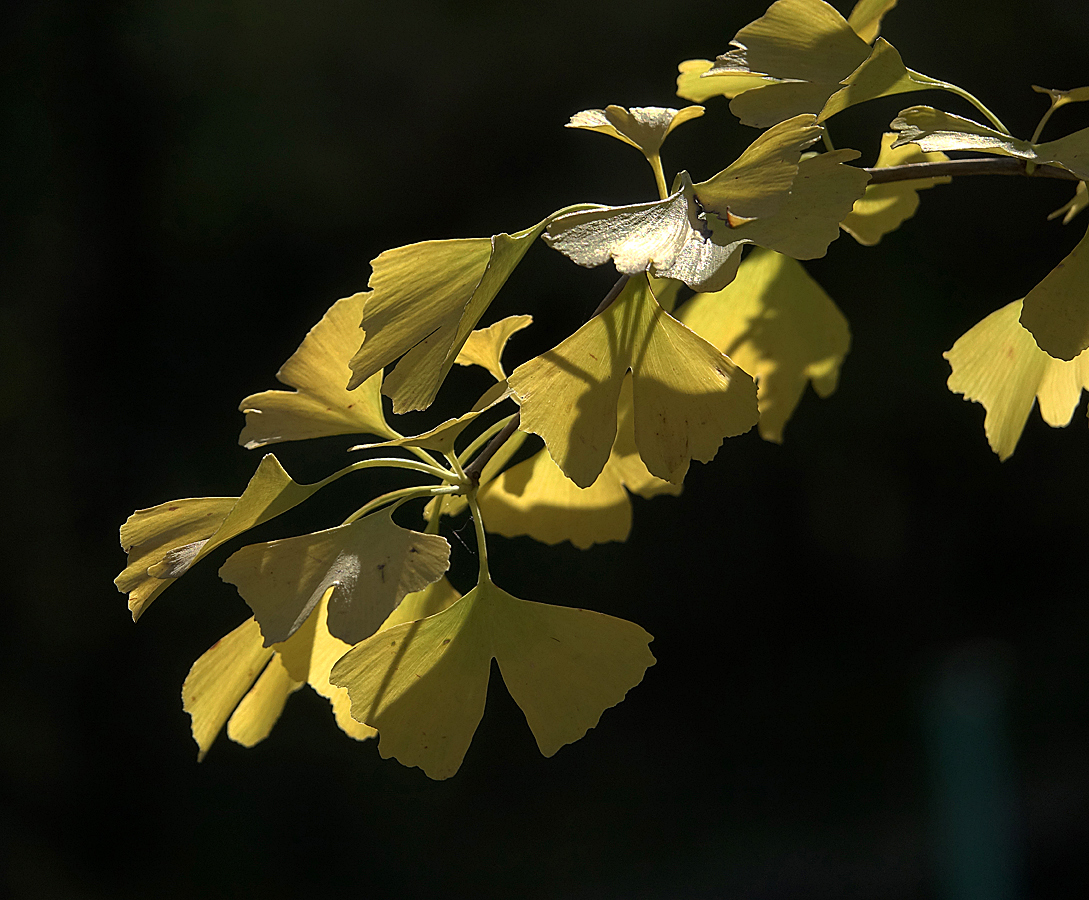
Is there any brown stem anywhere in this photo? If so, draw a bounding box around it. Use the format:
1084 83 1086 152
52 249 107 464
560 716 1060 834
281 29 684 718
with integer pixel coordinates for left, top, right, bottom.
863 157 1079 184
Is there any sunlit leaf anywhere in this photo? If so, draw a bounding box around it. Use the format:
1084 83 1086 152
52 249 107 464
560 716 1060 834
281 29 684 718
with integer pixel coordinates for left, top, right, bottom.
945 299 1089 459
454 315 533 382
219 508 451 646
566 105 705 157
329 579 655 779
1019 220 1089 360
478 377 681 548
1031 84 1089 111
1048 181 1088 225
238 292 394 449
678 248 849 442
729 82 841 130
116 454 329 621
675 59 770 103
225 655 303 749
847 0 898 43
818 39 933 122
841 133 950 246
509 275 758 488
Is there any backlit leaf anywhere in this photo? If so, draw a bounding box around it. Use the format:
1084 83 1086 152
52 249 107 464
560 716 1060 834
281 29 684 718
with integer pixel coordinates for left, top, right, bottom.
219 509 451 646
225 655 303 748
729 82 841 130
454 315 533 382
676 59 770 103
238 292 394 449
1048 181 1088 225
509 275 758 488
945 299 1089 459
566 105 705 157
329 579 655 779
847 0 898 43
818 39 932 122
1019 221 1089 360
678 248 849 442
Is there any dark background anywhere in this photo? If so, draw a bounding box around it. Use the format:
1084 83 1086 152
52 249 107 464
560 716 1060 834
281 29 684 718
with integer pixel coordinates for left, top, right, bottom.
4 1 1089 897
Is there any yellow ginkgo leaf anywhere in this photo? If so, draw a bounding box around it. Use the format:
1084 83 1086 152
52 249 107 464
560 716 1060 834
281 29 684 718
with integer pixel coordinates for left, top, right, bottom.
1031 84 1089 111
1018 220 1089 361
225 654 303 749
678 248 850 443
238 292 394 450
509 275 758 488
566 105 705 157
478 377 681 549
1048 181 1088 225
329 578 655 780
817 39 938 122
841 133 950 246
946 299 1089 459
847 0 898 43
675 59 770 104
219 508 451 646
116 454 329 621
454 315 533 382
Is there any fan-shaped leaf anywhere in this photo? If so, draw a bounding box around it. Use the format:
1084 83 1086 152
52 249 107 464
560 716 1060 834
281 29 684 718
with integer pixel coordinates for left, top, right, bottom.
454 315 533 382
566 105 705 157
1019 221 1089 360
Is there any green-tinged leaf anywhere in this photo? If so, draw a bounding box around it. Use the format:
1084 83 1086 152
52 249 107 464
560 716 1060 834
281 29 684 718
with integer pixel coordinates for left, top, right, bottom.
946 299 1089 459
695 114 823 219
225 655 303 748
182 617 275 761
478 377 681 549
1019 221 1089 360
117 454 328 621
678 248 849 442
676 59 770 103
1032 85 1089 110
841 133 950 245
509 275 758 488
428 429 529 521
847 0 898 43
347 216 564 413
729 149 870 258
818 39 930 122
544 172 744 292
454 315 533 382
350 381 513 456
330 579 654 779
238 292 394 450
1049 181 1088 225
566 105 705 157
729 81 840 129
219 509 451 646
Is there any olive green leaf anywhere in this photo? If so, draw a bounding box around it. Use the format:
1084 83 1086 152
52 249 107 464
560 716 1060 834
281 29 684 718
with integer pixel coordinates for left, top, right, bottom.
478 376 681 549
817 39 944 122
1031 85 1089 114
1049 181 1088 225
219 508 451 646
238 291 394 450
945 299 1089 459
841 133 950 246
847 0 898 43
116 454 330 621
678 248 849 442
347 215 574 414
891 107 1089 181
1018 221 1089 361
453 315 533 382
566 105 705 157
329 578 655 780
676 59 770 104
509 275 758 488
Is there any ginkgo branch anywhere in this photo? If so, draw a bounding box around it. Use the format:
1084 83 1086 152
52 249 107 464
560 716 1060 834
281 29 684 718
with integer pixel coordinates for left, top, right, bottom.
862 157 1080 185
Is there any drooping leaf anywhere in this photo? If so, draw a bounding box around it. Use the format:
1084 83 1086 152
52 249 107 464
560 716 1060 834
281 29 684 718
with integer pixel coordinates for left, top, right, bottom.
454 315 533 382
818 39 936 122
678 248 850 442
509 275 758 488
329 579 655 780
238 292 394 450
945 299 1089 459
219 508 451 646
478 377 681 548
1018 220 1089 360
1048 181 1088 225
847 0 898 43
841 133 950 245
676 59 770 103
116 454 330 621
566 105 705 157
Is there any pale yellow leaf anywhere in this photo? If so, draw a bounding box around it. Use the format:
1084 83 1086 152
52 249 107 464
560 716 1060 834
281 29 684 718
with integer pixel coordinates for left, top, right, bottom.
818 39 930 122
566 105 705 157
1048 181 1088 225
676 59 770 103
454 315 533 381
847 0 898 43
226 655 303 748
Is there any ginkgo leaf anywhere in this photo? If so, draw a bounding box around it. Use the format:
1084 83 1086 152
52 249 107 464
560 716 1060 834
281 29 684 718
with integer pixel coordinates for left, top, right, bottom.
116 454 330 621
454 315 533 382
478 377 681 548
225 654 303 748
1031 84 1089 111
729 82 842 130
347 215 572 413
678 248 849 442
817 39 937 122
566 105 705 157
847 0 898 43
676 59 770 103
509 274 758 488
329 578 655 779
349 381 513 456
1018 221 1089 361
1049 181 1088 225
841 133 950 246
729 149 871 259
945 299 1089 459
891 107 1089 181
238 292 394 449
219 508 451 646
